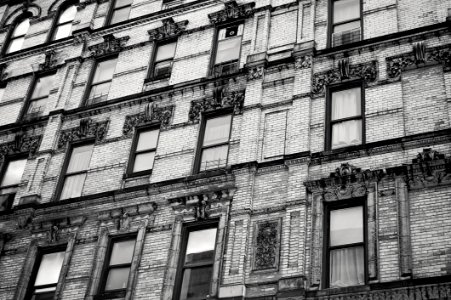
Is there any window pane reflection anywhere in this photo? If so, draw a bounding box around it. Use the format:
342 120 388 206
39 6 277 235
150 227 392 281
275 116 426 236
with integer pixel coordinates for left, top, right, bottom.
180 267 213 300
34 251 65 286
1 159 27 187
185 228 216 263
105 267 130 291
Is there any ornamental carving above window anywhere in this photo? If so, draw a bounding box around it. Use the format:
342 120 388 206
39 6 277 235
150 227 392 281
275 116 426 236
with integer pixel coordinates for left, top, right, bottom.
208 1 255 24
122 104 174 136
88 34 130 57
0 132 41 161
148 17 188 41
312 61 377 95
57 118 109 149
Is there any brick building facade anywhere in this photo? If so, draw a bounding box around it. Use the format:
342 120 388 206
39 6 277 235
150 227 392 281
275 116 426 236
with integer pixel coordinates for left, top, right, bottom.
0 0 451 299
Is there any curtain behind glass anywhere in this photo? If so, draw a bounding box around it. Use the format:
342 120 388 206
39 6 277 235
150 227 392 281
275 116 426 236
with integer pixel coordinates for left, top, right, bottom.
332 120 362 148
203 116 231 146
60 174 86 199
331 88 360 120
67 145 93 173
330 246 364 287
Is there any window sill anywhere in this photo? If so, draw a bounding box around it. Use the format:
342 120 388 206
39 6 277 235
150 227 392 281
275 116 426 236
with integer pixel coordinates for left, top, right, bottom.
143 75 170 84
189 167 230 181
123 170 153 180
315 284 369 296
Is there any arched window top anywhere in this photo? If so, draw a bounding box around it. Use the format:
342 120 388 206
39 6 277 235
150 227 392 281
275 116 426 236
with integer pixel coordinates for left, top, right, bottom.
6 18 30 54
52 4 77 41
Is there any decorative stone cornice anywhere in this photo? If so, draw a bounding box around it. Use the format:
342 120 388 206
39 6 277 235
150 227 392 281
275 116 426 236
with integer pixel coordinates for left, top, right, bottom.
57 118 109 149
294 55 312 69
188 86 245 122
0 132 41 161
386 43 451 80
168 187 236 221
122 104 174 136
88 34 130 57
97 202 157 230
312 60 378 95
208 1 255 24
30 215 87 243
246 66 264 81
39 49 57 71
148 17 189 41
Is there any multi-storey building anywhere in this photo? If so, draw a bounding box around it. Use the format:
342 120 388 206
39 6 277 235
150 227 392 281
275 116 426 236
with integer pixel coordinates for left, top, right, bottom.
0 0 451 299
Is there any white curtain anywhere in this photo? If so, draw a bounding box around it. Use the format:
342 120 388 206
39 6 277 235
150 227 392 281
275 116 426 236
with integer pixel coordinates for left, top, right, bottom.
331 88 360 120
60 174 86 200
330 246 364 288
67 145 93 173
203 116 231 146
332 120 362 148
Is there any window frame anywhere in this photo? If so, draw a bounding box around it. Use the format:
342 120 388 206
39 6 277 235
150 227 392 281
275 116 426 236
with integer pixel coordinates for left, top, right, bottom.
55 140 94 201
126 125 160 177
98 234 137 298
0 154 27 212
325 81 365 151
48 1 78 42
2 14 31 56
147 39 177 81
173 220 219 300
327 0 363 48
324 197 368 289
194 110 233 173
25 244 67 300
106 0 133 26
210 22 243 77
83 56 118 106
21 71 56 120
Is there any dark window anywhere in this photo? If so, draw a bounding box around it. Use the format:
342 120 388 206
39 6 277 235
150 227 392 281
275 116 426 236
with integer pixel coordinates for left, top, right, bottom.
0 157 26 211
6 18 30 54
176 224 217 300
128 128 159 175
27 249 66 299
86 58 117 105
197 114 232 172
109 0 132 25
331 0 361 47
100 237 136 294
327 85 363 150
59 143 93 200
150 41 177 79
25 74 55 119
212 24 243 76
52 5 77 41
327 203 365 288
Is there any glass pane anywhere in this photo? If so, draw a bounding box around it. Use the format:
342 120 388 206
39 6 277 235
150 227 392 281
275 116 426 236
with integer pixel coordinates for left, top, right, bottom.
1 159 27 187
203 115 231 147
105 267 130 291
330 206 363 246
32 290 55 300
218 24 243 40
13 18 30 37
0 87 5 102
133 152 155 173
7 37 25 53
34 251 65 286
67 144 93 173
200 145 228 171
111 6 131 24
93 59 117 83
31 75 55 99
330 246 364 288
27 98 47 115
215 37 241 64
89 82 111 102
60 173 86 199
156 42 177 62
331 87 361 120
179 266 213 300
110 239 135 265
333 20 361 34
115 0 133 7
0 194 14 212
58 5 77 23
53 23 72 40
185 228 216 264
136 130 159 151
154 61 173 77
331 119 362 149
333 0 360 24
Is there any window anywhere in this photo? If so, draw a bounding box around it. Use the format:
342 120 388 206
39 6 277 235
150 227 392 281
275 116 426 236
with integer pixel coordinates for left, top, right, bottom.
176 224 217 300
59 143 93 200
128 128 159 175
25 74 55 119
108 0 132 25
212 24 243 76
100 237 136 295
0 158 26 211
52 5 77 41
27 248 66 299
150 41 176 79
197 114 232 172
0 85 6 103
6 18 30 54
327 204 365 288
327 85 363 150
86 58 117 105
331 0 361 47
